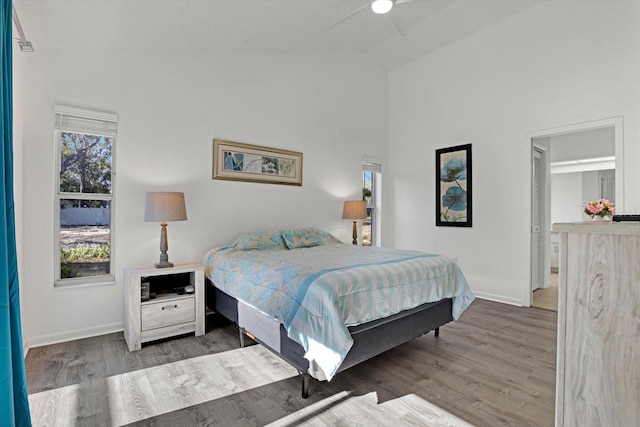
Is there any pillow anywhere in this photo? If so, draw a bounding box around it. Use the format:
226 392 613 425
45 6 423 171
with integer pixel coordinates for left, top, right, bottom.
281 227 341 249
231 229 287 251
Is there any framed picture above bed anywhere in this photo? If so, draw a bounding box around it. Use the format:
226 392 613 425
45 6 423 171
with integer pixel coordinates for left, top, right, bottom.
212 139 303 186
436 143 472 227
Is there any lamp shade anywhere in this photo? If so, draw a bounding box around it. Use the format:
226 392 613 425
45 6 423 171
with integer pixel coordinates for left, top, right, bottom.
144 192 187 222
342 200 367 220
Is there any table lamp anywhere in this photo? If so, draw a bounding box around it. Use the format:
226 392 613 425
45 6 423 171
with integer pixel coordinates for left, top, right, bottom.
144 192 187 268
342 200 368 245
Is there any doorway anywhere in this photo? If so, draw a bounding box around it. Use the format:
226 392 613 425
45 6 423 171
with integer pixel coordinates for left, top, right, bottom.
527 117 623 308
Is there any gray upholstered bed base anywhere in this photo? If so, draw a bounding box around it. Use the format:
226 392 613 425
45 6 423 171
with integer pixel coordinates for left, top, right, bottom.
206 279 454 398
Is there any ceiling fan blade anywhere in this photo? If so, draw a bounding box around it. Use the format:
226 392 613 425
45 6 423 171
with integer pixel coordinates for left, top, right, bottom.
388 7 408 36
395 0 418 4
326 2 370 31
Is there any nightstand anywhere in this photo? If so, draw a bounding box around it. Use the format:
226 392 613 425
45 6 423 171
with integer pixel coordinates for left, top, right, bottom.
124 263 205 351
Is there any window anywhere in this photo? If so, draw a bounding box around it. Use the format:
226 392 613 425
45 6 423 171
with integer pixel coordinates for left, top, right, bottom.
54 106 117 286
362 162 381 246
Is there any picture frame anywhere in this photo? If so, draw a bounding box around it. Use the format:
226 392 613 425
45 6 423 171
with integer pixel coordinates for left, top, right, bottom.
436 144 472 227
212 139 303 186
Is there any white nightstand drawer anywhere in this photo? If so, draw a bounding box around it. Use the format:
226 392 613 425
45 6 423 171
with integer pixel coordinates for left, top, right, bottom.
141 296 195 331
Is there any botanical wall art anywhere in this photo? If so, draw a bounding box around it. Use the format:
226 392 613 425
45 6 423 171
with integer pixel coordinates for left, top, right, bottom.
212 139 303 186
436 144 472 227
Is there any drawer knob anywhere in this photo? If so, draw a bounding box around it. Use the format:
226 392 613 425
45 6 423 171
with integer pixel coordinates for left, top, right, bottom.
161 304 179 310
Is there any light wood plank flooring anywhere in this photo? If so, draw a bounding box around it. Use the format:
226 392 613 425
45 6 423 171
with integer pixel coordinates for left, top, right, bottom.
532 272 558 312
26 299 556 426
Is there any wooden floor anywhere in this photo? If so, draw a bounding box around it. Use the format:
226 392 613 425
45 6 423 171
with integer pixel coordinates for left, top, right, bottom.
532 273 558 312
26 299 557 426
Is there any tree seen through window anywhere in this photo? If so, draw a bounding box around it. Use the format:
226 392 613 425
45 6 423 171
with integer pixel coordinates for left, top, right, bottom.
56 111 116 284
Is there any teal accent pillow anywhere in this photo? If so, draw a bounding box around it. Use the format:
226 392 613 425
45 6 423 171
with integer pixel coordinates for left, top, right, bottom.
281 227 342 249
231 229 287 251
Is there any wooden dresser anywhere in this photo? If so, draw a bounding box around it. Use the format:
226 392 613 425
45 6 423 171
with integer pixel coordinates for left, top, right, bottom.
552 222 640 426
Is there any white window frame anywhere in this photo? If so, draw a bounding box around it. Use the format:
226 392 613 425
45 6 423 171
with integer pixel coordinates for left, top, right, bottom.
54 105 118 287
363 162 382 247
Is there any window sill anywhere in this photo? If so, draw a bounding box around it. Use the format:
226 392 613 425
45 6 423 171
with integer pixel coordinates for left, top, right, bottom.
54 275 116 289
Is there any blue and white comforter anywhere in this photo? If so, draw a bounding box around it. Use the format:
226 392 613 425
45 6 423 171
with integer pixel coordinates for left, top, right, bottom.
204 243 474 380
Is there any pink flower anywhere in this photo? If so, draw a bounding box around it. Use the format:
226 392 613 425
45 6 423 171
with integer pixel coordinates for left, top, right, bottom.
583 198 615 218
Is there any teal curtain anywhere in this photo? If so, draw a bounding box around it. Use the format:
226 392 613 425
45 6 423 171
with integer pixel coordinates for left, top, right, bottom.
0 0 32 425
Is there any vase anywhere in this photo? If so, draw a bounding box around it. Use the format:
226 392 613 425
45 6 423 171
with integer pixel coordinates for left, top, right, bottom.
591 215 611 221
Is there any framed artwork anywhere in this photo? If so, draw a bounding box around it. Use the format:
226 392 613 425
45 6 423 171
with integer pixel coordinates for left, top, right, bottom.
212 139 303 186
436 144 472 227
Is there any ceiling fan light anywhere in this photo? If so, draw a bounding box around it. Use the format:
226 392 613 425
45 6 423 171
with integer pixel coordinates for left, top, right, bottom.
371 0 394 15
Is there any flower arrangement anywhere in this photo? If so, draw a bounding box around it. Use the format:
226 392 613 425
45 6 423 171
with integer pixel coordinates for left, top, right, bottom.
583 198 615 218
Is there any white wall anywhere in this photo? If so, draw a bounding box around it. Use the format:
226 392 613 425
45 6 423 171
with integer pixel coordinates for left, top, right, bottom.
551 169 616 225
550 126 615 162
15 49 388 347
388 0 640 305
551 173 583 224
582 171 601 209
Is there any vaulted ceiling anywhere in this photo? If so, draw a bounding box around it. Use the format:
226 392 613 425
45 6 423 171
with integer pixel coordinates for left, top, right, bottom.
13 0 541 69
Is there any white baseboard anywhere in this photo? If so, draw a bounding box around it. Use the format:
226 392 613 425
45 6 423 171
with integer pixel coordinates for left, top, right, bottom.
472 291 525 307
25 321 124 351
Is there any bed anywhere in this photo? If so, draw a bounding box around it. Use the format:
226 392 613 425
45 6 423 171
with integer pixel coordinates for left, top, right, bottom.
203 227 475 398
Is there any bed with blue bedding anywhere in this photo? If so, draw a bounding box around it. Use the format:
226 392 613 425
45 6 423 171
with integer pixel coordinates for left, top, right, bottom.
203 227 474 397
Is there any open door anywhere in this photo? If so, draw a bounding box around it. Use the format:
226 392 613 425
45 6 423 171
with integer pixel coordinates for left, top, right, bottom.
531 146 545 292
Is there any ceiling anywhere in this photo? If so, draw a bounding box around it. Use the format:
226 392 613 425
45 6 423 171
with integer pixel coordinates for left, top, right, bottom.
13 0 542 70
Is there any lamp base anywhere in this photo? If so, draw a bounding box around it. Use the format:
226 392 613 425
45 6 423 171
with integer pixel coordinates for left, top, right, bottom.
352 220 358 245
155 261 174 269
155 222 173 268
